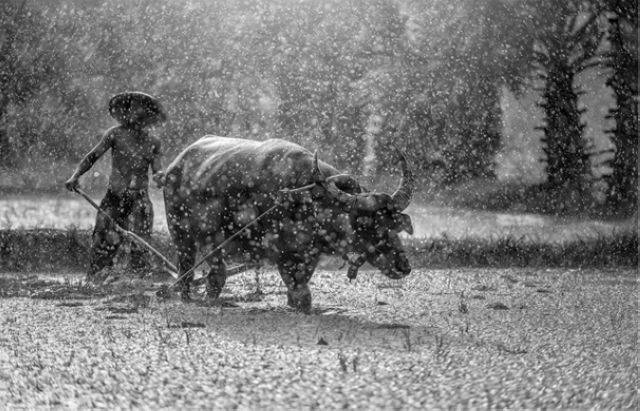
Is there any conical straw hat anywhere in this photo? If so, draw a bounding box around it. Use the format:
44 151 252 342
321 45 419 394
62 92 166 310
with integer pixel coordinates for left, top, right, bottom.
108 91 167 126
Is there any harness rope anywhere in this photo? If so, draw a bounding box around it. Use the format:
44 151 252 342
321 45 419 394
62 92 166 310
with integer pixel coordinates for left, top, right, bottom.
74 187 179 274
168 202 281 289
76 183 364 292
169 183 323 289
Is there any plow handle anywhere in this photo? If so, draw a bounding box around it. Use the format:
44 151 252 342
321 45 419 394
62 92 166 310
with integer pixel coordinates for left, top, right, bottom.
73 187 178 277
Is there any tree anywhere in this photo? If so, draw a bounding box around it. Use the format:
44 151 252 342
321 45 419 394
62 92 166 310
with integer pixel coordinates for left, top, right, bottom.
602 0 638 209
436 0 536 182
526 0 606 202
270 0 375 171
0 0 68 163
374 0 535 184
49 0 234 158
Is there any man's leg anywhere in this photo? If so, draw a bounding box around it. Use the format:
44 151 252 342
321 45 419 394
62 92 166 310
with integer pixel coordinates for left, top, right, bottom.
87 192 125 280
128 191 153 275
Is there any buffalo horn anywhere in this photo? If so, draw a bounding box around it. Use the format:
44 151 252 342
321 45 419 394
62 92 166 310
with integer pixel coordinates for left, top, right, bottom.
315 153 381 212
391 150 414 211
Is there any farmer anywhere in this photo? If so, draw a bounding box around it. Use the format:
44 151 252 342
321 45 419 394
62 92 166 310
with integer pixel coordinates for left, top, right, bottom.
65 91 167 280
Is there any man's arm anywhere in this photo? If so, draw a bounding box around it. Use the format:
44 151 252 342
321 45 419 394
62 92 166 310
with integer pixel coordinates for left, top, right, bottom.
65 133 113 191
150 138 165 188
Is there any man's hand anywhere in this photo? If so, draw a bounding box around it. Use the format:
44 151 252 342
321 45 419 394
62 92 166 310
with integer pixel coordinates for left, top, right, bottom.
65 176 79 192
152 171 166 188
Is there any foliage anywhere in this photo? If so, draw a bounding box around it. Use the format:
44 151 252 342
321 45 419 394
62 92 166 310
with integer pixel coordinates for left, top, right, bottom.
0 0 634 206
382 0 536 183
406 229 638 268
0 228 88 272
0 0 539 183
520 0 607 204
1 227 635 272
0 0 72 163
602 0 638 208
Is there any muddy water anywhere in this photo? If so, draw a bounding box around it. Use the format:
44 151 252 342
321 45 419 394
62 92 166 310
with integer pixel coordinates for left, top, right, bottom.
0 192 168 232
0 194 632 241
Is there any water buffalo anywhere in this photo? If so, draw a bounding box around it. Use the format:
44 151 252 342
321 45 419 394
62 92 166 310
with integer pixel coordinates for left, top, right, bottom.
164 136 414 312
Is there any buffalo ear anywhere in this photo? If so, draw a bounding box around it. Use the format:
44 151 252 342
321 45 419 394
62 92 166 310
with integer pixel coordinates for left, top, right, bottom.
311 151 324 183
397 213 413 235
327 174 362 194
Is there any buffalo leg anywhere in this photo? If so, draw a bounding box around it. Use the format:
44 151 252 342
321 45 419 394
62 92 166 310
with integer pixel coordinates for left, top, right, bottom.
205 257 227 299
277 259 315 314
166 199 197 302
175 238 196 301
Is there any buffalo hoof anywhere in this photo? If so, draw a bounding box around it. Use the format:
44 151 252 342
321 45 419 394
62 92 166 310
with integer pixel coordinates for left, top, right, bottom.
205 286 223 300
195 298 239 308
206 275 226 300
287 285 312 314
179 287 192 302
196 298 221 308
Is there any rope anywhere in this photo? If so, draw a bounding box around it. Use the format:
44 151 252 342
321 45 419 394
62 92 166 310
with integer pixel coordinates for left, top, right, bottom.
76 183 321 291
169 202 282 289
74 187 178 274
171 183 325 288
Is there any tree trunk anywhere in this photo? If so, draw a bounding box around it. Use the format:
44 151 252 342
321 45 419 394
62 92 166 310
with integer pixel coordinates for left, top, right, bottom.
0 105 13 164
539 61 591 198
605 16 638 209
467 79 501 179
